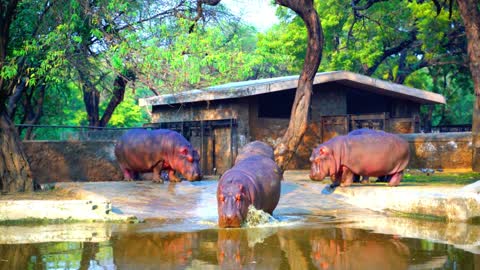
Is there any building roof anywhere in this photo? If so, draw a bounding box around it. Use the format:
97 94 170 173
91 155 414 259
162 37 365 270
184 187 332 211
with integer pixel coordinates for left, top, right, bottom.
139 71 446 106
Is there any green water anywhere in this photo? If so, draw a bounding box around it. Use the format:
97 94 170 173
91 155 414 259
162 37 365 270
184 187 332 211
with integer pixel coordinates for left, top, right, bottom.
0 220 478 270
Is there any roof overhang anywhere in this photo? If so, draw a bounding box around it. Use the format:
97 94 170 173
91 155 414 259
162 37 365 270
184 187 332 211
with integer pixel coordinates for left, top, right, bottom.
139 71 446 107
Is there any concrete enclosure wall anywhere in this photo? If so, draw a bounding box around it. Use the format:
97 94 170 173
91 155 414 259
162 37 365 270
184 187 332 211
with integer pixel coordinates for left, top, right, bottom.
22 132 473 183
23 140 122 184
398 132 472 171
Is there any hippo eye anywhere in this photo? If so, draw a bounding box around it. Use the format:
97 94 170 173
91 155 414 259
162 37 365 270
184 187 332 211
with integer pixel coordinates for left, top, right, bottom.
235 194 241 201
219 194 225 202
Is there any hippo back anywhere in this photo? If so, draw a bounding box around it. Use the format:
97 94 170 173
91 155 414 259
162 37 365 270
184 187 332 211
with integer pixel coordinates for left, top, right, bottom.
235 141 274 164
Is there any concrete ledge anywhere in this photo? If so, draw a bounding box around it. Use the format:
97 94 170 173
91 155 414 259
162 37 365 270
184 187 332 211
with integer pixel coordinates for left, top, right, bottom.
0 183 137 224
342 215 480 254
0 223 112 244
333 181 480 222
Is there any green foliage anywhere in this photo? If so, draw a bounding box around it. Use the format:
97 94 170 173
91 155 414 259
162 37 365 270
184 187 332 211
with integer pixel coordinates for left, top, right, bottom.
107 88 151 127
2 0 474 132
263 0 472 126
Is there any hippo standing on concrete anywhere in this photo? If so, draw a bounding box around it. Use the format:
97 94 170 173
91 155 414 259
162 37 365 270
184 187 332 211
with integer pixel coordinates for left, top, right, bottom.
349 128 389 183
310 130 410 187
217 141 282 228
114 129 202 183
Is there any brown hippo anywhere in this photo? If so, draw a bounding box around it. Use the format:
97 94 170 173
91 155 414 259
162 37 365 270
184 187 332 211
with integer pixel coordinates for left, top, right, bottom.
114 129 201 183
217 141 282 228
310 130 409 187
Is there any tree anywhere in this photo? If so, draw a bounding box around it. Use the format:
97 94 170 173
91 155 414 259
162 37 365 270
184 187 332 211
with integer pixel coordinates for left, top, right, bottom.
0 0 33 192
272 0 323 171
456 0 480 170
204 0 323 171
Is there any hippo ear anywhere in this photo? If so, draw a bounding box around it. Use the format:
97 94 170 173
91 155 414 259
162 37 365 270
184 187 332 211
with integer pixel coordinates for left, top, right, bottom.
319 146 329 155
315 146 330 161
180 147 188 155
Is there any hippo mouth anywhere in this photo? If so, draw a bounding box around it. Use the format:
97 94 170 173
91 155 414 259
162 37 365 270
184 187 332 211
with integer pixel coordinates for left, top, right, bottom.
310 163 323 180
182 170 202 181
185 173 202 181
218 216 243 228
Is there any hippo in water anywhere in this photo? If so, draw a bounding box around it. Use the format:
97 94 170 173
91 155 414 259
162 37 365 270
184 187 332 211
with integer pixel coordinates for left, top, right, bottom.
114 129 202 183
217 141 282 228
310 130 410 187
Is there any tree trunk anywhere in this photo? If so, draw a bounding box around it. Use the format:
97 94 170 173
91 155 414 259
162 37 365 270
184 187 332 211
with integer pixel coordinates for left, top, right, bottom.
99 75 128 127
0 107 33 193
24 85 46 140
421 105 433 133
273 0 323 171
7 79 26 119
83 86 100 127
456 0 480 171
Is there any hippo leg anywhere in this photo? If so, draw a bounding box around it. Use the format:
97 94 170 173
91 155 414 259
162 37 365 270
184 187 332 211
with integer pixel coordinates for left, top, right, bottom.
120 165 135 181
340 167 354 187
388 171 404 187
168 170 181 182
361 176 370 184
330 173 341 188
376 175 390 182
152 161 164 184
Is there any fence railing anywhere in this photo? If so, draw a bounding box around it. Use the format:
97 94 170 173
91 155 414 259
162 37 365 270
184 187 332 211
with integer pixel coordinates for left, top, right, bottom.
15 124 151 141
431 124 472 133
15 119 238 141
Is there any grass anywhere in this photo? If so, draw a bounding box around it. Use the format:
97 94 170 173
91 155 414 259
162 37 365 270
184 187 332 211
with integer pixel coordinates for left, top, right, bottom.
402 171 480 185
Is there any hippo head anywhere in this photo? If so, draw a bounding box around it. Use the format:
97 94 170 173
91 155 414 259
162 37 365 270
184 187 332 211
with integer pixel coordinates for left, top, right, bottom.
309 145 334 181
174 146 202 181
217 182 251 228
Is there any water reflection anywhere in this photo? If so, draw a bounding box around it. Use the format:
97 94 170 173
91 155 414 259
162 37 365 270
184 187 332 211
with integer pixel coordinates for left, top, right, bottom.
0 242 114 270
217 228 282 269
308 229 410 270
0 225 479 269
112 232 201 269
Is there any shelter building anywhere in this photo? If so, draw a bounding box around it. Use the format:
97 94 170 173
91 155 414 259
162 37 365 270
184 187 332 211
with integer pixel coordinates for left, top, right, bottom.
139 71 445 173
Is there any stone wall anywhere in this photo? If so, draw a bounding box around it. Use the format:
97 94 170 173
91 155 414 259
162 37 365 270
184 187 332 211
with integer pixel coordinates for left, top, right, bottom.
22 132 473 184
398 132 472 171
249 117 322 170
23 140 122 184
252 126 472 170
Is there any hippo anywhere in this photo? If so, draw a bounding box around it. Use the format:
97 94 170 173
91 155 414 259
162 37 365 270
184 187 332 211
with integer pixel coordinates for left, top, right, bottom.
310 130 410 187
234 140 274 163
114 129 202 183
349 128 388 183
217 141 282 228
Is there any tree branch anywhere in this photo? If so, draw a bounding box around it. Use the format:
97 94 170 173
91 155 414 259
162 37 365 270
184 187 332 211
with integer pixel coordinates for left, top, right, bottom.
351 0 389 10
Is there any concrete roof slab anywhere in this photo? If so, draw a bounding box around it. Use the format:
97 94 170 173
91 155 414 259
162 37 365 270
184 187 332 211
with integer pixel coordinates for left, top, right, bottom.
139 71 446 106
